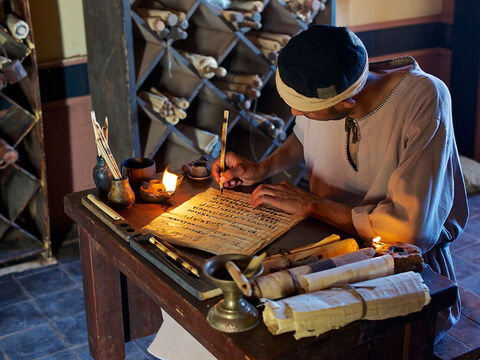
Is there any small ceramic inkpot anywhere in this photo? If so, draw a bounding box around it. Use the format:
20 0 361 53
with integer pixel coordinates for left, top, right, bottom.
92 155 113 196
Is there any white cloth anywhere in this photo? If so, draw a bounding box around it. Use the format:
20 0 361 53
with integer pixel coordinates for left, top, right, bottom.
293 56 468 341
263 271 430 339
148 309 216 360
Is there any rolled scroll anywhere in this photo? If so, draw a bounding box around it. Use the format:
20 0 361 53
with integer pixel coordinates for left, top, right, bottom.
252 248 375 299
6 14 29 40
256 32 291 46
229 1 264 12
298 255 394 293
262 236 359 274
180 51 227 79
263 271 430 339
224 73 262 88
136 8 178 27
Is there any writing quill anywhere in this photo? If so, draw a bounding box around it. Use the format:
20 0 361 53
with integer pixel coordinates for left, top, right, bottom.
219 110 229 194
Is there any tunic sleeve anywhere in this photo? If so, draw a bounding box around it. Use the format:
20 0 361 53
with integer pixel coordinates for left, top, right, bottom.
351 79 467 253
293 116 307 145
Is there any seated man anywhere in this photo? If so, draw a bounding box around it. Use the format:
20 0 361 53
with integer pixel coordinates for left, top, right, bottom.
212 25 468 342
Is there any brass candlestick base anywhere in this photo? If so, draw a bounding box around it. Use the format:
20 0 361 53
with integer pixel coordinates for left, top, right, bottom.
204 254 263 333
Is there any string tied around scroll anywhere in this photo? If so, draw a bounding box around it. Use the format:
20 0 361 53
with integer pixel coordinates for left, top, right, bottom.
328 284 376 319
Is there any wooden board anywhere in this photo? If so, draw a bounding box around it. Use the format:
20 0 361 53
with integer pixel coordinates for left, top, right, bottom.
130 237 221 300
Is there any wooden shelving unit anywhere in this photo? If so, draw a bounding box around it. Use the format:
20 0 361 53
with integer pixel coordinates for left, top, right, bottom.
0 0 51 266
83 0 335 183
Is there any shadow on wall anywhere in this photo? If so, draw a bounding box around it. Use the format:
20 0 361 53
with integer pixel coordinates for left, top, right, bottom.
30 1 96 246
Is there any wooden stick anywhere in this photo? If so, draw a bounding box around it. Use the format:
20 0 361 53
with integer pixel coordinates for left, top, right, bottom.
91 111 121 179
204 65 227 78
229 0 264 12
94 127 121 180
164 92 189 109
149 237 199 278
257 32 291 46
238 20 261 30
225 260 252 297
215 81 250 93
224 73 262 87
244 252 267 277
222 10 244 23
248 36 282 51
87 194 124 221
102 117 109 142
219 110 229 194
238 10 261 22
136 8 178 27
141 16 166 32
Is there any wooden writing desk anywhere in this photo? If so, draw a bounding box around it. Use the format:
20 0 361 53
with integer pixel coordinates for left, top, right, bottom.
64 178 457 360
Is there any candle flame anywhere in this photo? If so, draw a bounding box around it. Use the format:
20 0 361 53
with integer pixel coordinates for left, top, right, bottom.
162 168 178 194
372 236 381 244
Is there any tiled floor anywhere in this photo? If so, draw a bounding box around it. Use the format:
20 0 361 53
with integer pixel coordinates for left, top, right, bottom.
0 242 157 360
1 194 480 360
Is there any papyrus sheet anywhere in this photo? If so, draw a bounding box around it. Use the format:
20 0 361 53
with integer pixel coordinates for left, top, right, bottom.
142 188 304 255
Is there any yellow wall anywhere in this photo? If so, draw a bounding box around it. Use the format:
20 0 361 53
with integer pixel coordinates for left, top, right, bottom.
30 0 87 63
336 0 444 27
28 0 444 63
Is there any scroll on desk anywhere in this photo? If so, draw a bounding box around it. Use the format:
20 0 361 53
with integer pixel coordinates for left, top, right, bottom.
142 188 304 255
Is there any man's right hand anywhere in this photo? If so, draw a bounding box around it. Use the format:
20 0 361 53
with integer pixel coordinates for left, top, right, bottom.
212 152 268 189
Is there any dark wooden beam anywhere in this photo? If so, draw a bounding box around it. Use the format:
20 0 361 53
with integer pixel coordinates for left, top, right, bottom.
449 0 480 157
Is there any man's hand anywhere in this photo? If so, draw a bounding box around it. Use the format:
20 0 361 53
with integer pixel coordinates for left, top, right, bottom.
249 181 318 217
212 152 268 189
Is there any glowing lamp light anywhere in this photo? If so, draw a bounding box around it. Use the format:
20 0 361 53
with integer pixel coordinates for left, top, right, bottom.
162 168 178 194
372 236 382 249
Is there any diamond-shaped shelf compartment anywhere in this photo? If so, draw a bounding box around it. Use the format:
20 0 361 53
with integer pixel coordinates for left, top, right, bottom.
140 46 204 100
0 164 40 222
211 37 274 110
0 214 10 239
0 94 36 147
0 225 44 267
228 114 278 162
17 54 42 112
131 13 167 87
131 0 201 87
150 131 205 171
183 81 238 136
138 101 172 158
250 72 293 122
261 0 308 34
173 2 238 62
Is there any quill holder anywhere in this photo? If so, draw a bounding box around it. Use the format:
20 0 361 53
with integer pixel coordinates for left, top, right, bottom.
107 177 135 209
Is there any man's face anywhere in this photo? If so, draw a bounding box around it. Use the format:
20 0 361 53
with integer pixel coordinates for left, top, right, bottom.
291 103 353 121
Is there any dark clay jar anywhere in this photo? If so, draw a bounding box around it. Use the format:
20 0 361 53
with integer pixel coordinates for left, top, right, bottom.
93 156 113 195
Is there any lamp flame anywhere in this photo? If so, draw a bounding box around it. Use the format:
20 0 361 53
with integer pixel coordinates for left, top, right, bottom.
162 168 178 194
372 236 381 244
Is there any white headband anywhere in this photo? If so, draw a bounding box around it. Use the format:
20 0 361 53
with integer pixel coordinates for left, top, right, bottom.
275 58 369 112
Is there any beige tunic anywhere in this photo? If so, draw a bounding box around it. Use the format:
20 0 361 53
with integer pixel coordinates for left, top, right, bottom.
293 56 468 340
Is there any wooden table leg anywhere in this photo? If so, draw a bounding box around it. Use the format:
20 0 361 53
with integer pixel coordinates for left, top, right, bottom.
79 226 126 360
122 275 163 341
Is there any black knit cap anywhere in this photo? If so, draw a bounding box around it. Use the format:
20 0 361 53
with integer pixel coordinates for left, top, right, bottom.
278 25 368 99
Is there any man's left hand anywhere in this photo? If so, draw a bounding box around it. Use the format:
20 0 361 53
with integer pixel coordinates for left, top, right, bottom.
249 181 318 217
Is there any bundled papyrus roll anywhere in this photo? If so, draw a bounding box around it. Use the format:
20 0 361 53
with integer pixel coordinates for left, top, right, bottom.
263 271 430 339
298 255 395 293
180 51 227 79
262 235 359 274
252 248 375 299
